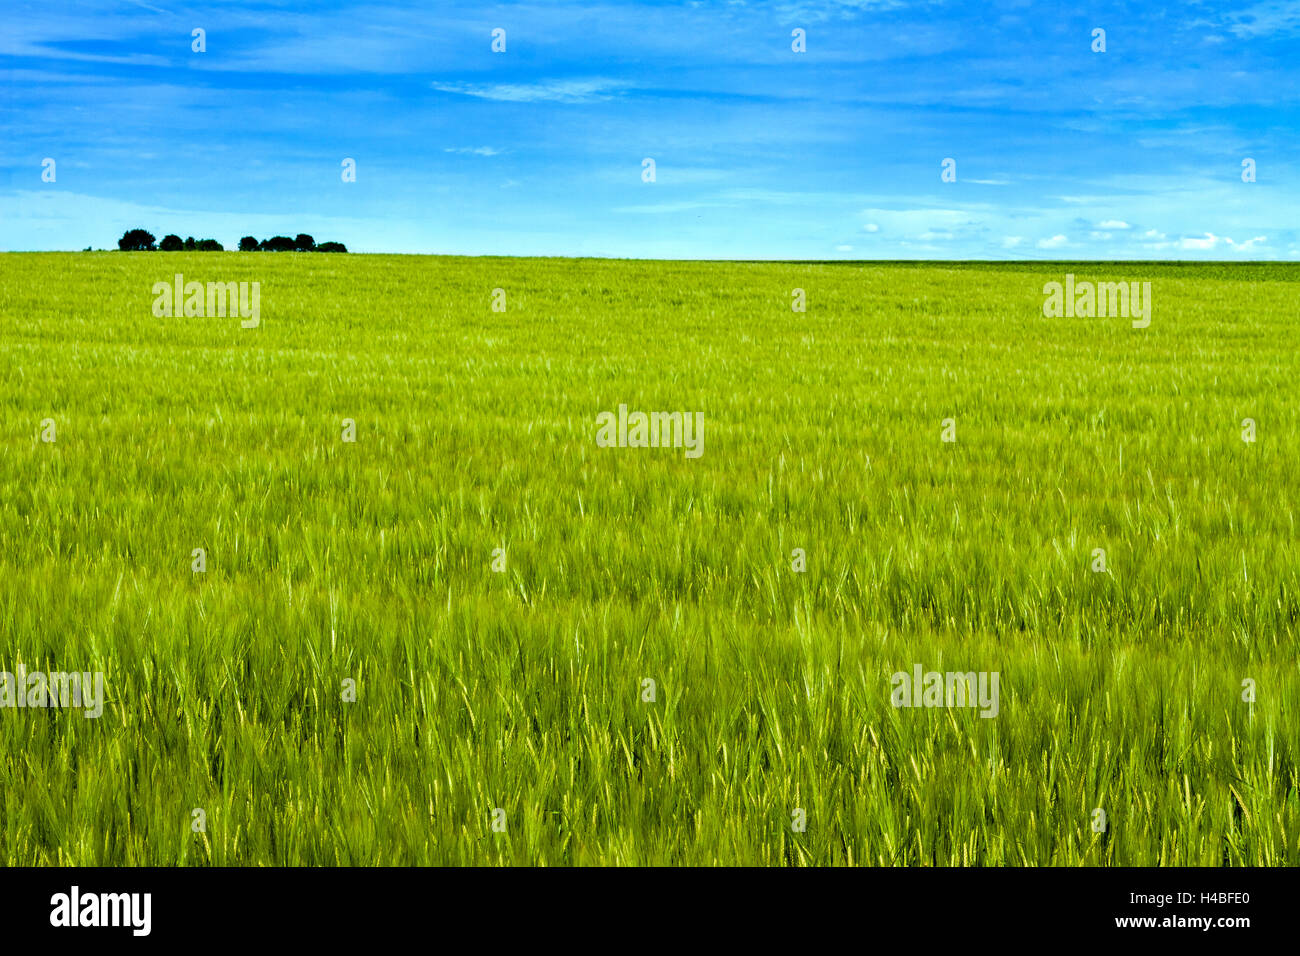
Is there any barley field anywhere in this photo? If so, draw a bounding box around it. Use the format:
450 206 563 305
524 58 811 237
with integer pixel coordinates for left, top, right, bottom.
1 252 1297 865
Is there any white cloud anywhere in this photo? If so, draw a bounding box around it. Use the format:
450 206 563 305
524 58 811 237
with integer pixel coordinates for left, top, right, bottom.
1098 220 1130 230
612 200 731 214
836 244 854 251
1142 229 1166 240
431 78 629 103
1175 232 1265 251
1227 1 1300 38
1037 234 1068 249
444 147 500 157
857 208 982 243
1001 236 1023 248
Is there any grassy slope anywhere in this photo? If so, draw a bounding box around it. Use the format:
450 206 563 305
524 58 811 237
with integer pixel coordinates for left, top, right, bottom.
0 253 1297 865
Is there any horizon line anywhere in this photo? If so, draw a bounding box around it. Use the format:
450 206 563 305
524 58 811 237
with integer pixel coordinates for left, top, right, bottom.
3 251 1297 265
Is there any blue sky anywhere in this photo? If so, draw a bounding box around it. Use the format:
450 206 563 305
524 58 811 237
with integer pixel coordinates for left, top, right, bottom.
2 0 1298 258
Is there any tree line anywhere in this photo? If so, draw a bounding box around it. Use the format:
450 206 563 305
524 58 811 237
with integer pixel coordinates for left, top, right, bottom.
117 229 347 253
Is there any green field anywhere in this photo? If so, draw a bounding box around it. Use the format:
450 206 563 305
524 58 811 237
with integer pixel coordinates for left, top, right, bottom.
1 252 1297 865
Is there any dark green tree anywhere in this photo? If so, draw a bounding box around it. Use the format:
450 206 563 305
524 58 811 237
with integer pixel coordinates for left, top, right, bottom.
118 229 156 251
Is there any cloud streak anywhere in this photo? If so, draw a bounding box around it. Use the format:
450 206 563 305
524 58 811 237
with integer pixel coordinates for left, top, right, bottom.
431 78 632 103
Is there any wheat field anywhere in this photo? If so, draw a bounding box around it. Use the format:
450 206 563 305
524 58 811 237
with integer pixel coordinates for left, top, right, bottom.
0 252 1296 865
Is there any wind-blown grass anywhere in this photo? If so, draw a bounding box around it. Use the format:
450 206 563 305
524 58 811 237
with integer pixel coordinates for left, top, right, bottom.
0 253 1296 865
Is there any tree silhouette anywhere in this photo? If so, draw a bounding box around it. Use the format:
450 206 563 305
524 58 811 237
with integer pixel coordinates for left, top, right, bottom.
117 231 348 252
118 229 156 251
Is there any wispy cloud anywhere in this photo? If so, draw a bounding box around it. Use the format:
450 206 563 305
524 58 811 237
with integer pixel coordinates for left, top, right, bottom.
1226 1 1300 37
612 201 733 215
431 78 631 103
1177 232 1270 251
